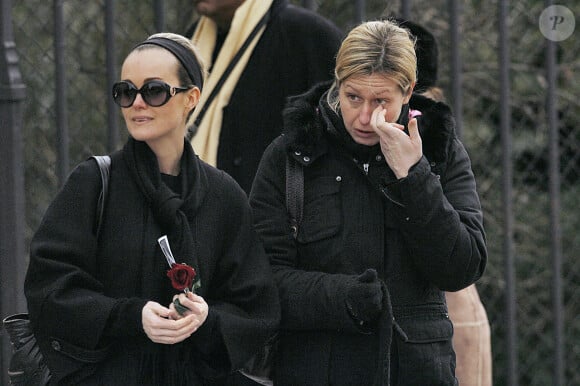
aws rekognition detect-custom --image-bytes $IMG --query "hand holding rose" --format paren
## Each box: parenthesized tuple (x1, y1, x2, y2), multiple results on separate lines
(147, 236, 206, 343)
(168, 291, 209, 327)
(141, 301, 199, 344)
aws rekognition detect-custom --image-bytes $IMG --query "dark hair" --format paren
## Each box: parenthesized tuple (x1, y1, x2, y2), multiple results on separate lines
(394, 19, 438, 92)
(133, 33, 206, 90)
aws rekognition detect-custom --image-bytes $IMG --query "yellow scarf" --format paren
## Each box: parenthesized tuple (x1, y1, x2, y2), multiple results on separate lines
(188, 0, 273, 166)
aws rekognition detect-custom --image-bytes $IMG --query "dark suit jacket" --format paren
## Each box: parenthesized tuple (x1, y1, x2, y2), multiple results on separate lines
(186, 0, 343, 193)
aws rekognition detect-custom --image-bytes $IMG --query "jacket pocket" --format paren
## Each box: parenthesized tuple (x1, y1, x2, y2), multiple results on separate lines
(48, 336, 109, 363)
(393, 315, 457, 385)
(297, 177, 342, 243)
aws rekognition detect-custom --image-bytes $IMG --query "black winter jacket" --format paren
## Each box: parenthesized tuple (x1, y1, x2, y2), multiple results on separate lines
(249, 83, 487, 385)
(186, 0, 343, 194)
(25, 140, 280, 385)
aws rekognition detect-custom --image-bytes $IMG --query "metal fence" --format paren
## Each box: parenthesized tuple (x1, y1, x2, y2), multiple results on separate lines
(1, 0, 578, 385)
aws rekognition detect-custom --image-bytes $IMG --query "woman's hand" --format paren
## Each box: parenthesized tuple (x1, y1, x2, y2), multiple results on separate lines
(141, 301, 198, 344)
(168, 292, 208, 329)
(371, 106, 422, 179)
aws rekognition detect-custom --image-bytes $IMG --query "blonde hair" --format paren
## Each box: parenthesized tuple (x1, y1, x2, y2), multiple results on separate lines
(420, 86, 445, 102)
(328, 20, 417, 111)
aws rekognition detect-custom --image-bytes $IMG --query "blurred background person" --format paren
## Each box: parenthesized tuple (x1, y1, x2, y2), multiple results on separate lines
(185, 0, 343, 194)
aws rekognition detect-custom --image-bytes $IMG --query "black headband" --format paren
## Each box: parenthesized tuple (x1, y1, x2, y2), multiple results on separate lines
(135, 37, 203, 91)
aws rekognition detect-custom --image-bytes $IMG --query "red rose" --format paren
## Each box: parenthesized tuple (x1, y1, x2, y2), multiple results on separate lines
(167, 263, 196, 292)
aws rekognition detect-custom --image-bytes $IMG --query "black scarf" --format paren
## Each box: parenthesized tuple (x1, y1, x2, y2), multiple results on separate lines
(122, 137, 201, 287)
(121, 137, 204, 385)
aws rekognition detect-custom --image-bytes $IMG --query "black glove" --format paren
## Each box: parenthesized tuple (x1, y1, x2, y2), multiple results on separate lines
(345, 269, 383, 324)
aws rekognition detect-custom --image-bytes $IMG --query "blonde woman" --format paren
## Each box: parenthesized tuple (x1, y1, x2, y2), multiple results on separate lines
(250, 20, 487, 385)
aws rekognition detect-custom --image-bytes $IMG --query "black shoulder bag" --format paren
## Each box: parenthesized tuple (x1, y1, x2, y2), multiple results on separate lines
(240, 155, 303, 386)
(2, 155, 111, 386)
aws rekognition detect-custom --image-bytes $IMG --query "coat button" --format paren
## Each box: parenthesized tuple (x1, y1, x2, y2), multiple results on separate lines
(430, 161, 436, 167)
(336, 176, 342, 182)
(375, 154, 383, 161)
(303, 156, 310, 163)
(233, 157, 242, 166)
(294, 150, 302, 156)
(51, 340, 62, 351)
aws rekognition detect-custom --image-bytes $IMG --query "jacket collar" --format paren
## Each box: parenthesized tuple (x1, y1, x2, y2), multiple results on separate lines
(281, 81, 456, 164)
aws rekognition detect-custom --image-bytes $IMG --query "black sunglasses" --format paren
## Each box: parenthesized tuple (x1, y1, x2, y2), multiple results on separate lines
(112, 80, 192, 108)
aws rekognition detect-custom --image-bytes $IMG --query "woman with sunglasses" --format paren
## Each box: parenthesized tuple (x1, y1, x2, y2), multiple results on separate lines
(24, 32, 280, 385)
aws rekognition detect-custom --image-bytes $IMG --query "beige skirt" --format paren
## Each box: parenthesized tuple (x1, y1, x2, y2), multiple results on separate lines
(446, 284, 493, 386)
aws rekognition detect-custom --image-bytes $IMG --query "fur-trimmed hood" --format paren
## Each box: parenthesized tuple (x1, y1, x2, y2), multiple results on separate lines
(281, 81, 457, 165)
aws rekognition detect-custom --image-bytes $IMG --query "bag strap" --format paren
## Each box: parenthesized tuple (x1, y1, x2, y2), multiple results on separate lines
(285, 155, 304, 239)
(187, 9, 271, 139)
(91, 155, 111, 238)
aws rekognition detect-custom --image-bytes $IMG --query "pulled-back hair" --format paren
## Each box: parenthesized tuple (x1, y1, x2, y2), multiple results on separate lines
(133, 32, 206, 89)
(328, 20, 417, 111)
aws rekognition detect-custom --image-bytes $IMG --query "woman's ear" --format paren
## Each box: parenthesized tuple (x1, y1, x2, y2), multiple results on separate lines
(185, 87, 201, 112)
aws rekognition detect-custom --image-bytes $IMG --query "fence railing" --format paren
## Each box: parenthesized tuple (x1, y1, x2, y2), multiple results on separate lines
(1, 1, 577, 385)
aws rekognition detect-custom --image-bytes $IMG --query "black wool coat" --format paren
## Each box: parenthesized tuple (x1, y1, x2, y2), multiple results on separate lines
(186, 0, 343, 194)
(25, 140, 280, 385)
(249, 83, 487, 385)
